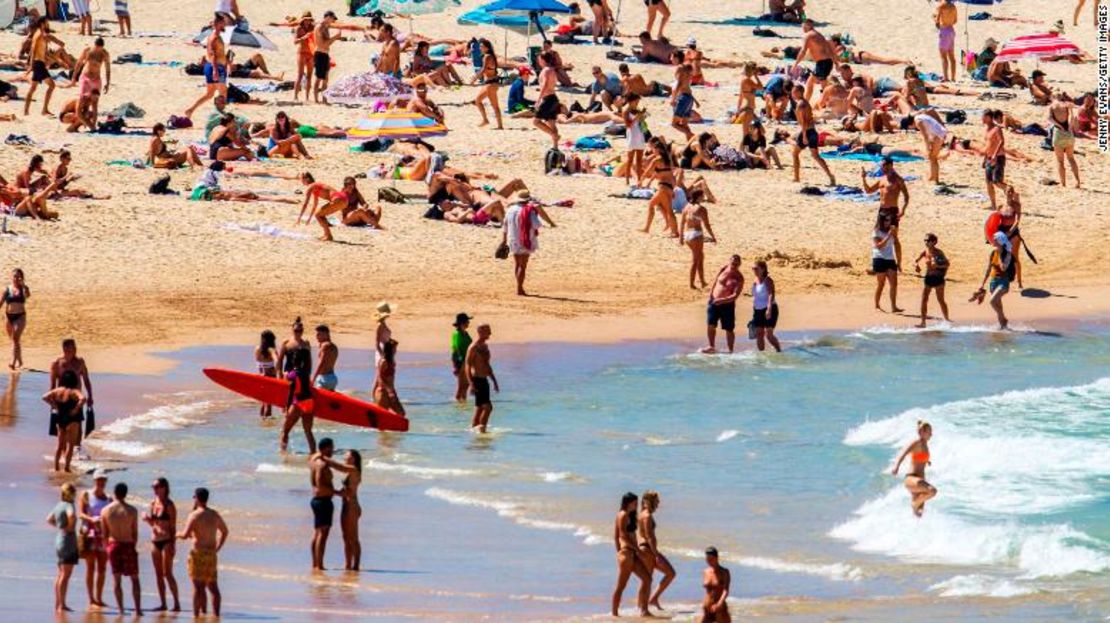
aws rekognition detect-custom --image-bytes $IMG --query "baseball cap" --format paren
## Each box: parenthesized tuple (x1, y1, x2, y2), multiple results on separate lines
(453, 312, 473, 327)
(686, 37, 697, 47)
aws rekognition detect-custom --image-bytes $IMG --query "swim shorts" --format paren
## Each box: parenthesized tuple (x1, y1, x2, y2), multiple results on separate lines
(1051, 127, 1075, 150)
(673, 93, 695, 119)
(924, 273, 946, 288)
(989, 276, 1010, 293)
(203, 62, 227, 85)
(536, 94, 560, 120)
(984, 155, 1006, 184)
(314, 373, 338, 391)
(107, 540, 139, 577)
(751, 304, 779, 329)
(706, 302, 736, 332)
(187, 548, 218, 583)
(938, 26, 956, 52)
(813, 59, 834, 80)
(56, 532, 79, 566)
(31, 61, 50, 83)
(79, 74, 102, 97)
(472, 376, 492, 407)
(878, 206, 900, 228)
(313, 52, 331, 80)
(795, 127, 820, 149)
(310, 496, 334, 528)
(872, 258, 898, 274)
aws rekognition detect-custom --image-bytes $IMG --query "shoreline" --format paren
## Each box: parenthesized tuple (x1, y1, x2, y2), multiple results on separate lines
(20, 283, 1110, 376)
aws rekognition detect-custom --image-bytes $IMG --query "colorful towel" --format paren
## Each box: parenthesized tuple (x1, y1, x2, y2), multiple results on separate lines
(821, 151, 923, 163)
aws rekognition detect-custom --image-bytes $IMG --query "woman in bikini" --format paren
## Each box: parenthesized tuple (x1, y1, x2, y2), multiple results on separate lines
(892, 420, 937, 517)
(42, 369, 84, 472)
(1048, 92, 1081, 188)
(293, 13, 315, 101)
(297, 173, 351, 241)
(734, 62, 762, 138)
(698, 547, 731, 623)
(373, 339, 406, 416)
(473, 39, 503, 130)
(2, 268, 30, 370)
(255, 330, 279, 418)
(641, 137, 679, 237)
(148, 123, 203, 169)
(611, 492, 652, 618)
(268, 111, 311, 159)
(830, 35, 912, 66)
(208, 115, 255, 162)
(638, 491, 676, 610)
(679, 190, 715, 290)
(407, 41, 463, 87)
(339, 184, 383, 228)
(142, 477, 180, 612)
(998, 187, 1025, 289)
(340, 450, 363, 570)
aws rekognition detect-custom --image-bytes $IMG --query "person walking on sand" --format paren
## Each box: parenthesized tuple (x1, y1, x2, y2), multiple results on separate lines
(791, 19, 835, 102)
(982, 110, 1009, 210)
(751, 260, 782, 352)
(311, 325, 339, 392)
(101, 482, 141, 616)
(612, 492, 652, 618)
(184, 15, 230, 119)
(861, 157, 909, 268)
(534, 52, 562, 147)
(2, 268, 29, 370)
(971, 231, 1015, 330)
(872, 215, 902, 313)
(622, 93, 647, 186)
(697, 547, 731, 623)
(464, 324, 499, 433)
(1048, 92, 1082, 188)
(935, 0, 958, 82)
(79, 471, 111, 609)
(702, 255, 743, 354)
(46, 483, 79, 613)
(638, 491, 676, 610)
(1074, 0, 1100, 26)
(645, 0, 671, 39)
(670, 54, 697, 141)
(313, 11, 343, 104)
(24, 17, 63, 117)
(892, 421, 937, 517)
(114, 0, 131, 36)
(309, 438, 344, 570)
(473, 39, 504, 130)
(913, 233, 950, 328)
(679, 189, 716, 290)
(374, 339, 406, 416)
(791, 84, 836, 185)
(177, 487, 229, 618)
(43, 370, 85, 473)
(451, 313, 474, 402)
(72, 0, 93, 36)
(142, 477, 180, 613)
(504, 201, 555, 296)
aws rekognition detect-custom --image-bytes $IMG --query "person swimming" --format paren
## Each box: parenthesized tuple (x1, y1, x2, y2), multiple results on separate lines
(891, 420, 937, 517)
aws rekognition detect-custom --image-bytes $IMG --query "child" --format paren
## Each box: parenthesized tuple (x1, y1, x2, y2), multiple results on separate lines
(622, 93, 647, 186)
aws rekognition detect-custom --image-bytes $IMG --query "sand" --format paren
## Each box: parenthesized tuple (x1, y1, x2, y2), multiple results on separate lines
(0, 0, 1107, 374)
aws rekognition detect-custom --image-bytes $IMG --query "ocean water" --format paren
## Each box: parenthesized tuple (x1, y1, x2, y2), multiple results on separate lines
(0, 323, 1107, 621)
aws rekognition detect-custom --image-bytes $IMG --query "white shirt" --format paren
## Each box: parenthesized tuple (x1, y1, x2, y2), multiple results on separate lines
(915, 113, 947, 142)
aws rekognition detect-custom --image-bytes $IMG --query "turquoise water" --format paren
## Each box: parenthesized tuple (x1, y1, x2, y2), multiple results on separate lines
(0, 323, 1107, 620)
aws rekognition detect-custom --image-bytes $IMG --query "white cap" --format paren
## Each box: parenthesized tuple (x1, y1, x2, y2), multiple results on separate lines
(686, 37, 697, 47)
(92, 468, 108, 480)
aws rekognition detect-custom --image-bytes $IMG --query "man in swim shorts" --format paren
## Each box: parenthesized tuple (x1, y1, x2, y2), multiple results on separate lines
(670, 53, 697, 140)
(791, 83, 836, 185)
(313, 11, 343, 104)
(703, 254, 743, 354)
(184, 14, 229, 119)
(792, 19, 835, 101)
(533, 53, 562, 148)
(861, 156, 909, 268)
(24, 17, 61, 117)
(101, 482, 142, 616)
(312, 324, 338, 391)
(935, 0, 958, 82)
(178, 487, 228, 618)
(309, 438, 342, 569)
(464, 324, 499, 433)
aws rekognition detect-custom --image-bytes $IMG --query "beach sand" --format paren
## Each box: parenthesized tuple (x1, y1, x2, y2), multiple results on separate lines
(0, 0, 1107, 373)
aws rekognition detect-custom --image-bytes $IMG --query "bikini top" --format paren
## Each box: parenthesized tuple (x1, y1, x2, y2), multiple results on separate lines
(151, 500, 172, 522)
(5, 286, 25, 304)
(912, 450, 930, 464)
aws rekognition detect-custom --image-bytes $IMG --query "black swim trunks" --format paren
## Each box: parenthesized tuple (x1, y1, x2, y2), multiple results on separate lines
(706, 302, 736, 332)
(472, 376, 492, 407)
(984, 154, 1006, 184)
(924, 273, 946, 288)
(751, 304, 779, 329)
(313, 51, 331, 80)
(536, 94, 560, 120)
(643, 0, 663, 5)
(31, 60, 50, 83)
(814, 59, 834, 80)
(310, 496, 334, 528)
(878, 206, 900, 228)
(796, 127, 820, 149)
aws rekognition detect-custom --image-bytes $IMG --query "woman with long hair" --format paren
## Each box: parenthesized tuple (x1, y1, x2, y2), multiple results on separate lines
(43, 370, 85, 473)
(473, 39, 503, 129)
(142, 477, 180, 612)
(612, 492, 652, 617)
(679, 189, 715, 289)
(2, 268, 30, 370)
(641, 137, 679, 237)
(268, 111, 311, 159)
(255, 330, 279, 418)
(373, 339, 406, 416)
(892, 420, 937, 517)
(638, 491, 676, 610)
(340, 449, 363, 570)
(46, 483, 79, 612)
(148, 123, 203, 169)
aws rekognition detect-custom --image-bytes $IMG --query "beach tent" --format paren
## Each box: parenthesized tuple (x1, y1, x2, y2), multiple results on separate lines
(995, 32, 1081, 62)
(193, 24, 278, 51)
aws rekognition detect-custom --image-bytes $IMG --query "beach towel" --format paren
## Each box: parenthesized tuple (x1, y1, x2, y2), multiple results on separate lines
(222, 222, 310, 240)
(969, 11, 991, 20)
(136, 61, 183, 68)
(685, 17, 804, 27)
(821, 151, 923, 163)
(800, 185, 878, 203)
(574, 135, 611, 151)
(519, 203, 537, 251)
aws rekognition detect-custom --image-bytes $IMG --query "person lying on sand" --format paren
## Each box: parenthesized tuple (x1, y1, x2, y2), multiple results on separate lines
(840, 109, 897, 133)
(365, 16, 466, 54)
(828, 35, 913, 66)
(943, 136, 1030, 162)
(226, 52, 284, 81)
(191, 162, 298, 203)
(636, 32, 678, 64)
(442, 201, 506, 225)
(618, 63, 671, 101)
(426, 173, 528, 211)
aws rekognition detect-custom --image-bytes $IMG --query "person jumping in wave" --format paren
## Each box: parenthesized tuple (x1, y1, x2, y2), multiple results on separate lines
(891, 420, 936, 517)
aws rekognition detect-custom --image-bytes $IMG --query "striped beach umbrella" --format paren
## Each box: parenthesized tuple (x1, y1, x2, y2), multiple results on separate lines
(995, 32, 1082, 63)
(346, 110, 448, 141)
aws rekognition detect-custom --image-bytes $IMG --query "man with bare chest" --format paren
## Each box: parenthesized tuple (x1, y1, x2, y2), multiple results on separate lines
(703, 254, 744, 354)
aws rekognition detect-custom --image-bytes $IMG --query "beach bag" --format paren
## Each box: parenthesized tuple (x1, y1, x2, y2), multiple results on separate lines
(48, 410, 59, 437)
(945, 110, 967, 125)
(227, 84, 250, 104)
(85, 407, 96, 436)
(423, 205, 444, 220)
(115, 52, 142, 64)
(605, 51, 626, 61)
(603, 123, 626, 137)
(96, 117, 126, 134)
(184, 62, 204, 76)
(544, 148, 567, 174)
(168, 114, 192, 129)
(149, 175, 172, 195)
(494, 242, 510, 260)
(574, 135, 610, 151)
(378, 187, 406, 204)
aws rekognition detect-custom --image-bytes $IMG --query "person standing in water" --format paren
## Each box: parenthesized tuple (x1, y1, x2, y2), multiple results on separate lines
(703, 255, 743, 354)
(79, 470, 111, 608)
(611, 492, 652, 618)
(373, 339, 406, 416)
(463, 324, 499, 433)
(311, 325, 339, 391)
(751, 260, 782, 352)
(934, 0, 958, 83)
(972, 231, 1014, 330)
(374, 302, 394, 367)
(309, 438, 344, 570)
(46, 483, 79, 613)
(278, 317, 316, 453)
(50, 339, 94, 418)
(177, 487, 229, 618)
(333, 450, 362, 570)
(2, 268, 30, 370)
(142, 477, 180, 613)
(43, 371, 85, 473)
(698, 547, 731, 623)
(101, 482, 141, 616)
(891, 420, 937, 517)
(450, 313, 473, 402)
(255, 330, 279, 418)
(638, 491, 676, 610)
(913, 233, 950, 327)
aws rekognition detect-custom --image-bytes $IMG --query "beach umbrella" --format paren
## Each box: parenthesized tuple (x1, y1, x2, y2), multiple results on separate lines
(346, 110, 448, 141)
(459, 6, 557, 59)
(193, 25, 278, 51)
(995, 32, 1082, 62)
(954, 0, 1002, 57)
(324, 71, 414, 105)
(356, 0, 460, 32)
(486, 0, 572, 49)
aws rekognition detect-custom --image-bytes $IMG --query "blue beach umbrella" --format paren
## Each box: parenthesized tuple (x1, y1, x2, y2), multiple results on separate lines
(459, 4, 558, 58)
(357, 0, 459, 16)
(482, 0, 572, 50)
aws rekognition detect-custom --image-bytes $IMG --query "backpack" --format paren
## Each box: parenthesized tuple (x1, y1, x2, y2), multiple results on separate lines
(423, 205, 444, 220)
(96, 117, 126, 134)
(378, 187, 406, 203)
(148, 175, 173, 195)
(184, 62, 204, 76)
(544, 148, 567, 173)
(226, 83, 250, 104)
(168, 114, 193, 129)
(944, 110, 967, 125)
